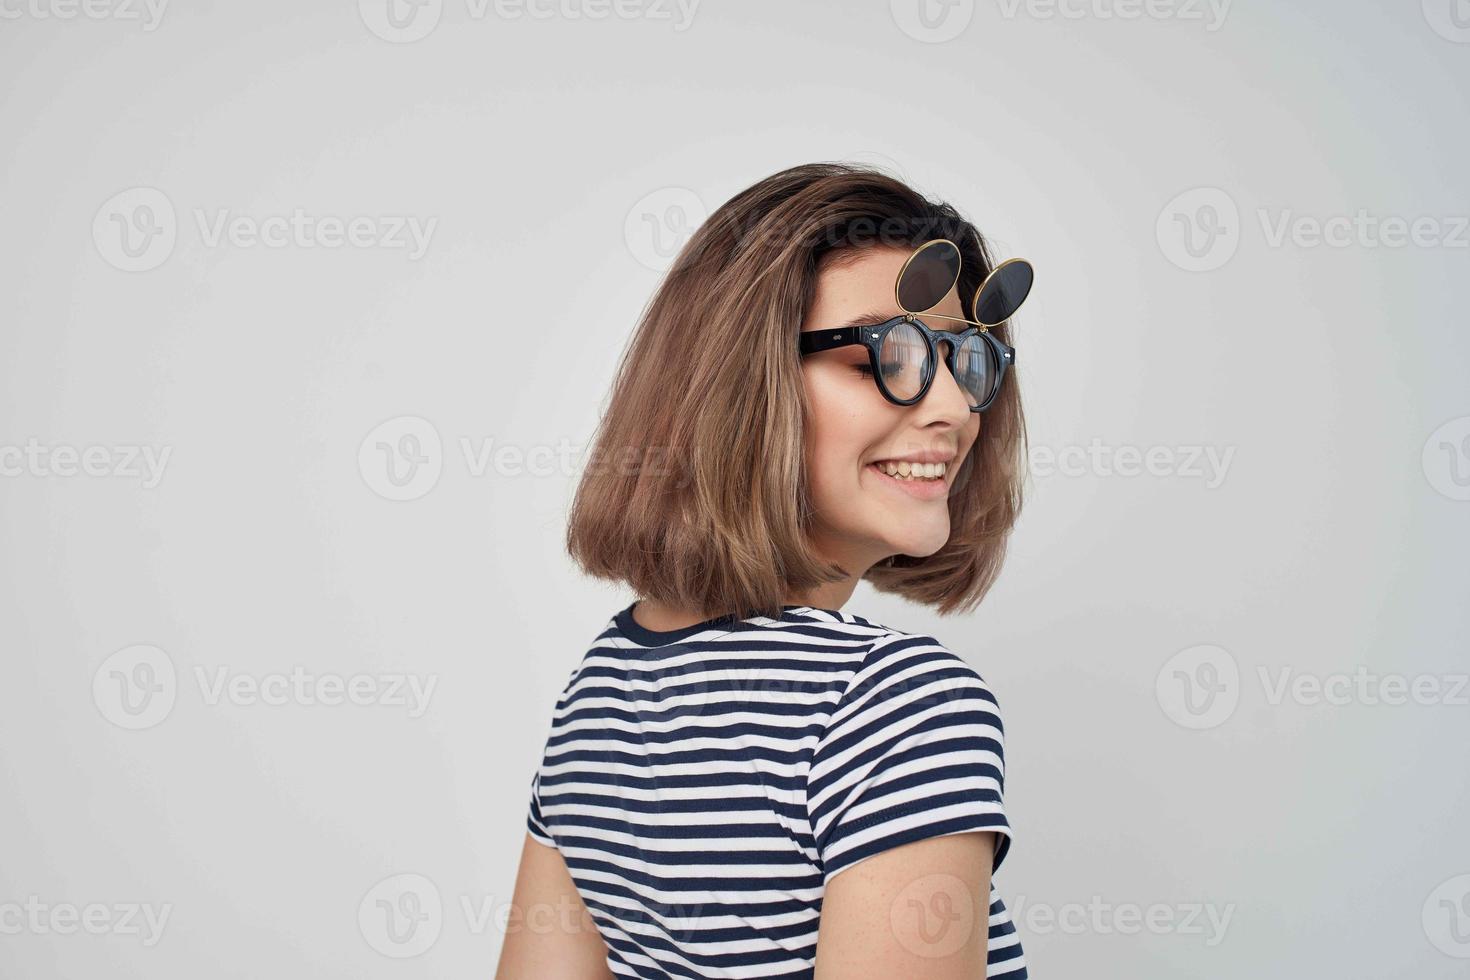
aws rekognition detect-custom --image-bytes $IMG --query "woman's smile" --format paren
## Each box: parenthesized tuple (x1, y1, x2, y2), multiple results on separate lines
(863, 457, 955, 501)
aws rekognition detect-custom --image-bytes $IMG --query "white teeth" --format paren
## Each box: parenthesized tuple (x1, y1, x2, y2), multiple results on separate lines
(873, 460, 946, 480)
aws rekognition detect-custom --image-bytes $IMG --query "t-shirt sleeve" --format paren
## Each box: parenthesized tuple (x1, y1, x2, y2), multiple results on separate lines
(806, 633, 1011, 886)
(526, 768, 555, 847)
(524, 662, 583, 849)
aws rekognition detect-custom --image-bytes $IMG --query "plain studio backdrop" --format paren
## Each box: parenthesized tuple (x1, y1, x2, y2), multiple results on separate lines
(2, 1, 1467, 976)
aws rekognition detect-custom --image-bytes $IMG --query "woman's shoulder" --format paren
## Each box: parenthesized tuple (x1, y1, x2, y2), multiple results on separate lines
(830, 621, 1004, 719)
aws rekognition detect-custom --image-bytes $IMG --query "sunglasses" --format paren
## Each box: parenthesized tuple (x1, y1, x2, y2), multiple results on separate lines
(797, 239, 1035, 412)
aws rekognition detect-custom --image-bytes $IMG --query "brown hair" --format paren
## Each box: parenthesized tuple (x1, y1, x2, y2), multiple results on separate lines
(566, 162, 1027, 620)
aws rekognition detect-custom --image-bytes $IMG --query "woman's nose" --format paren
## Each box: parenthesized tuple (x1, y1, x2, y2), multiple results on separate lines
(923, 341, 973, 418)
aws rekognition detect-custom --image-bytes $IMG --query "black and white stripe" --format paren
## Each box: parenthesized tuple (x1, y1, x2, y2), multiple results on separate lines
(526, 603, 1027, 979)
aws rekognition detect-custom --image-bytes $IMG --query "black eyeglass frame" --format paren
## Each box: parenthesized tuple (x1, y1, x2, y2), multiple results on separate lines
(796, 239, 1032, 413)
(798, 317, 1016, 413)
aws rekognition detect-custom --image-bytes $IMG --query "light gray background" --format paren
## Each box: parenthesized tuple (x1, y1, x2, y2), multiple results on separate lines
(2, 0, 1468, 976)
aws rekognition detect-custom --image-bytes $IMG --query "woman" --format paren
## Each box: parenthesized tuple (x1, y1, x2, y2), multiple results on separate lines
(496, 162, 1034, 979)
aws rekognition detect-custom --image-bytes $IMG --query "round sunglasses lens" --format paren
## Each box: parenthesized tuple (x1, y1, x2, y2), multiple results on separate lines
(877, 320, 931, 400)
(954, 335, 997, 408)
(897, 240, 962, 313)
(973, 260, 1035, 325)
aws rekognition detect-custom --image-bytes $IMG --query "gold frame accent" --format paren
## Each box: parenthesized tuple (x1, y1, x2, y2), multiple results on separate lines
(895, 240, 1034, 334)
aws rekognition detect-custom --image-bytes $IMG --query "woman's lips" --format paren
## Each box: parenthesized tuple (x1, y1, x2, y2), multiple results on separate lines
(865, 462, 950, 501)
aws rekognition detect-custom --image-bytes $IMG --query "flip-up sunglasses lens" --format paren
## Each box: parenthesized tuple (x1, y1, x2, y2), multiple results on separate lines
(896, 239, 962, 313)
(972, 258, 1035, 326)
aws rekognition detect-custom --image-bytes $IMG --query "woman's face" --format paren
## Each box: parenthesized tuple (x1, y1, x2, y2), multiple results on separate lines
(799, 246, 983, 575)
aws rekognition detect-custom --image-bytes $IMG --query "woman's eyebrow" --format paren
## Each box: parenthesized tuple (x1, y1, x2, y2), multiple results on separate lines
(830, 310, 900, 331)
(831, 309, 965, 332)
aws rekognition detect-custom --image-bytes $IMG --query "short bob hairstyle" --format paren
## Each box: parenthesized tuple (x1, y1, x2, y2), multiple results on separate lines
(566, 162, 1027, 621)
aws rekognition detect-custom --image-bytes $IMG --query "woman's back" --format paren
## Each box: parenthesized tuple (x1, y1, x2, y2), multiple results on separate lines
(526, 602, 1028, 979)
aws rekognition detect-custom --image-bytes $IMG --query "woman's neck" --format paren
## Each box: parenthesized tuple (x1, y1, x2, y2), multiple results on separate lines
(630, 578, 862, 634)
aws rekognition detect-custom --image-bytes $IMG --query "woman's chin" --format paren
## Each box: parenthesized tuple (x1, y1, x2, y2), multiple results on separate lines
(881, 530, 950, 561)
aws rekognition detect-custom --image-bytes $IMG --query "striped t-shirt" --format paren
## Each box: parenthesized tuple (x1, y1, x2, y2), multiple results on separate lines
(525, 602, 1027, 979)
